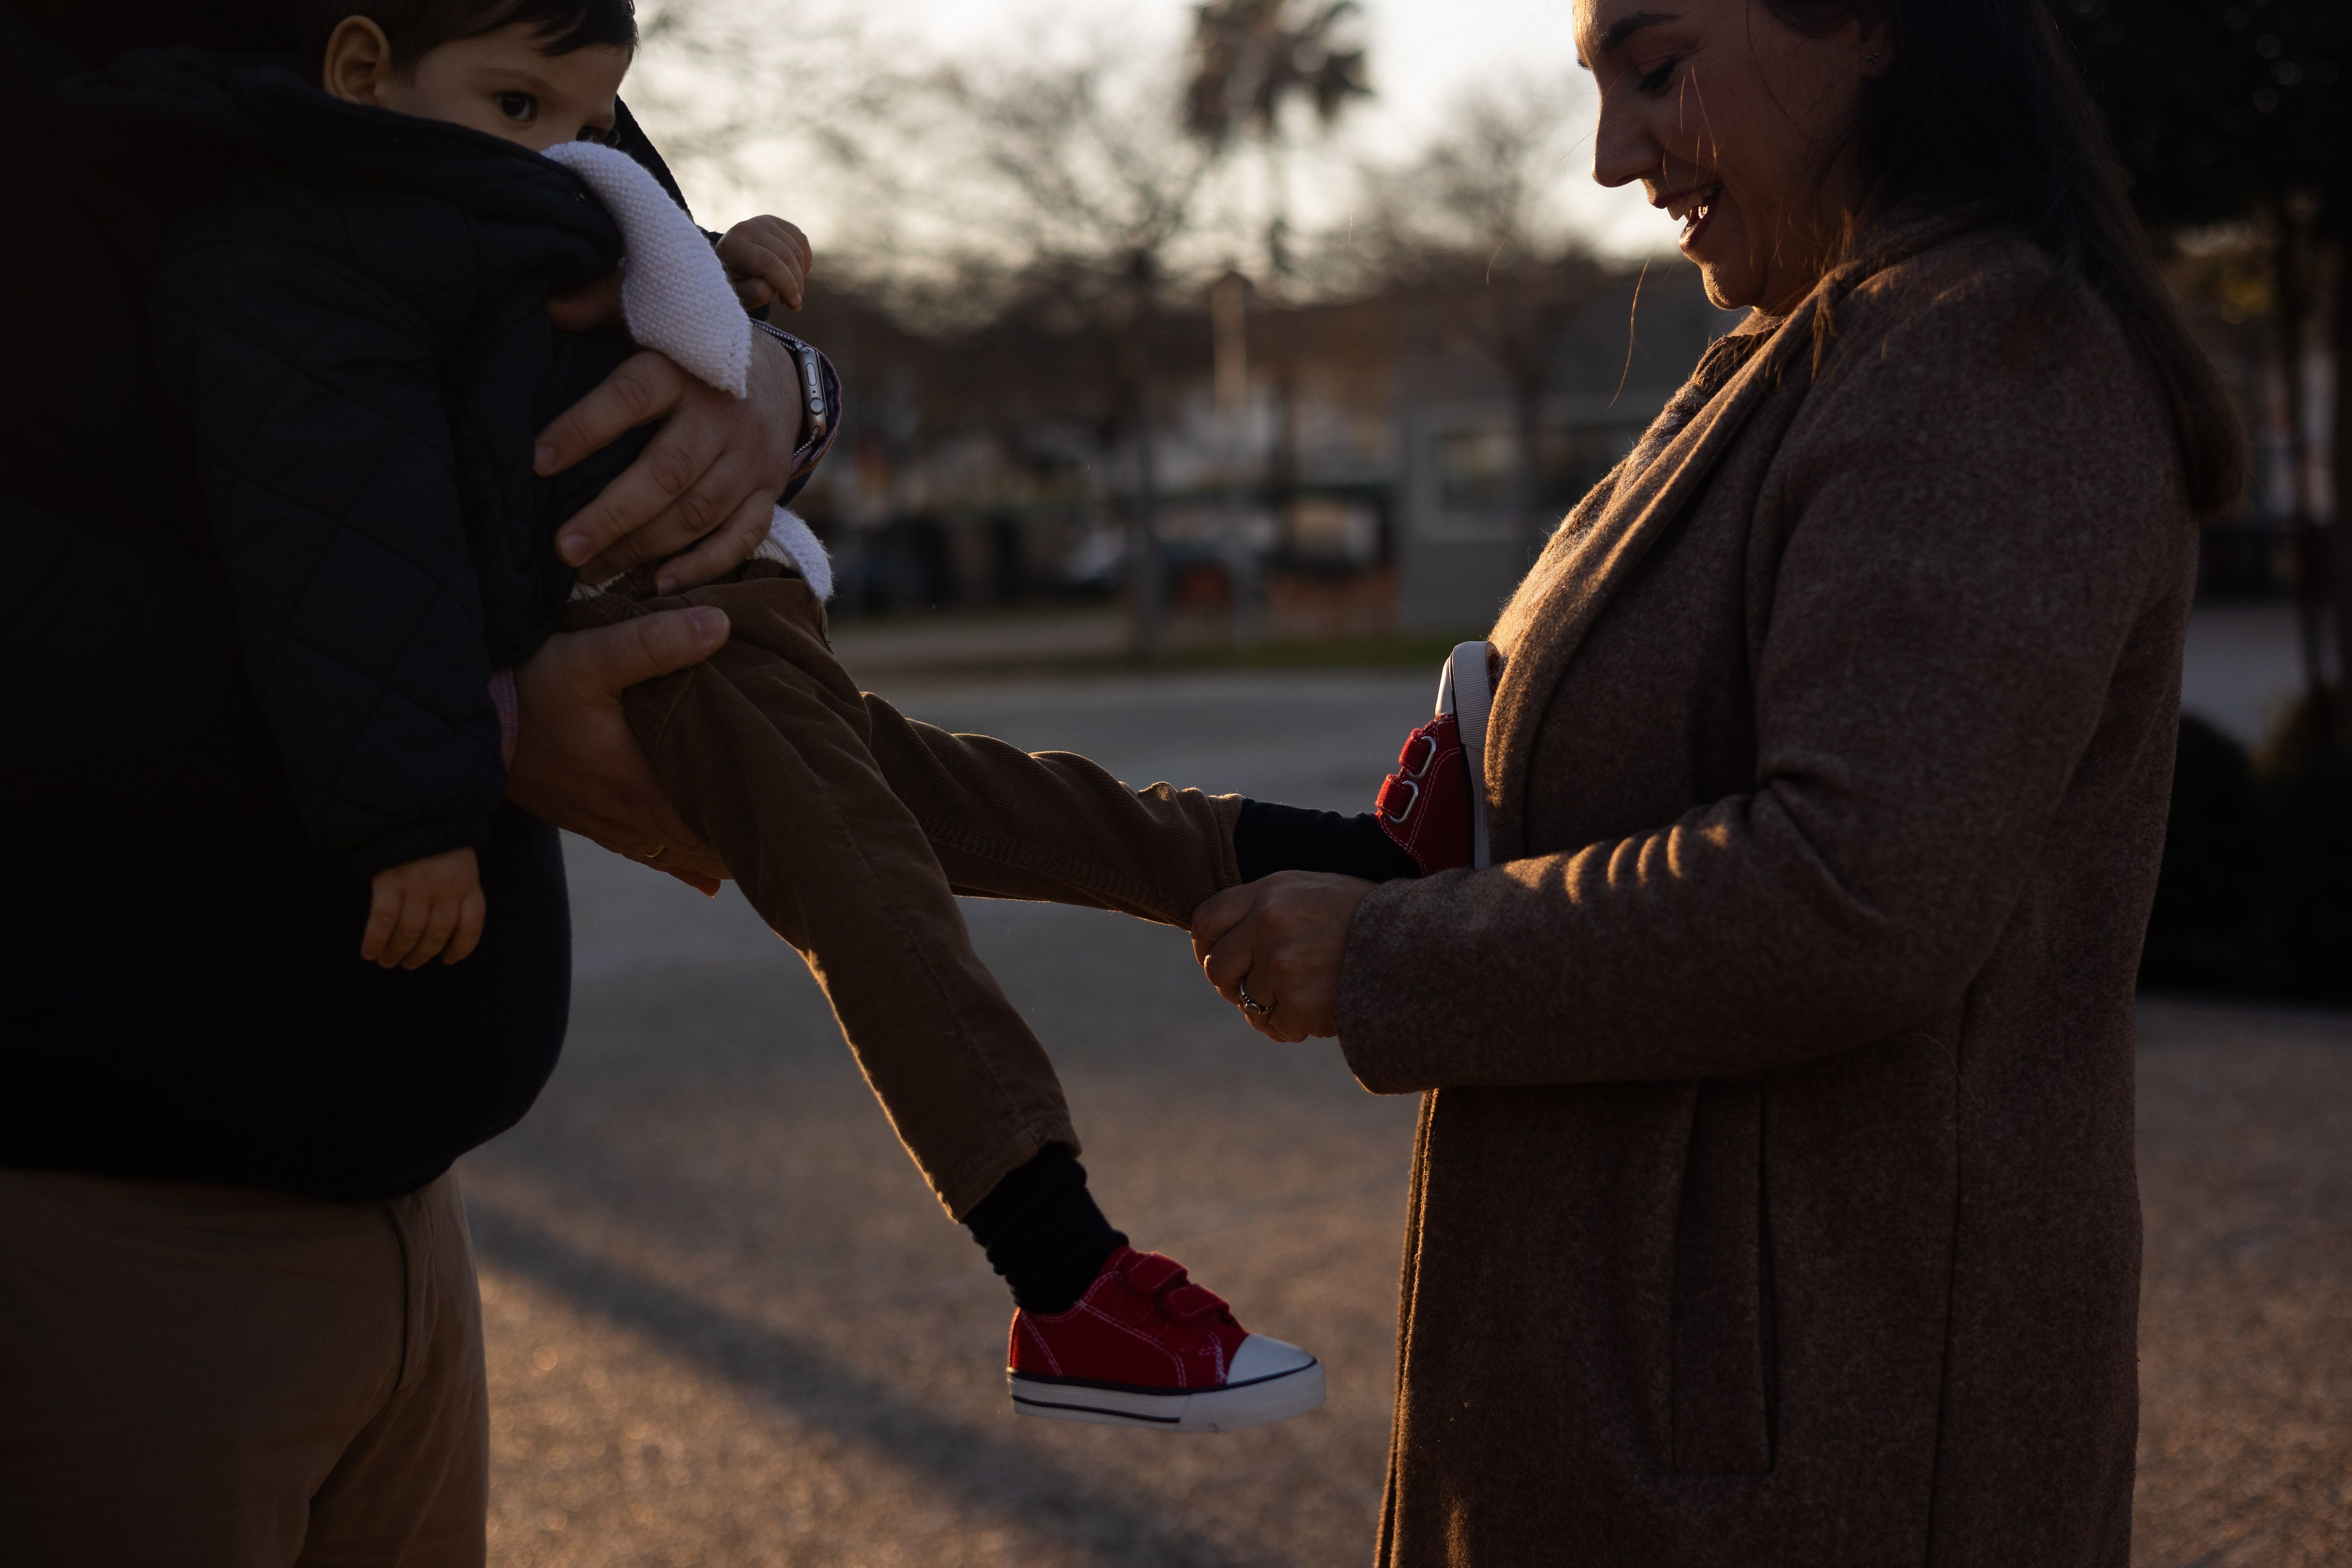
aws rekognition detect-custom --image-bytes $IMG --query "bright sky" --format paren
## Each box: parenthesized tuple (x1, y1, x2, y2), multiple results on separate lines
(640, 0, 1670, 262)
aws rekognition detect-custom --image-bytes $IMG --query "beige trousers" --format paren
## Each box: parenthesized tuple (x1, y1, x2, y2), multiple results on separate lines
(0, 1168, 487, 1568)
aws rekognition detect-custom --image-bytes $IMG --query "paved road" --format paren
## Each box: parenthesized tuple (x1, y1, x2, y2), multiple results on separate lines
(464, 669, 2351, 1568)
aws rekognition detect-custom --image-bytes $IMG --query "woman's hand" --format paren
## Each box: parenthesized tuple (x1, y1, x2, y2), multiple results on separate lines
(1190, 872, 1377, 1043)
(506, 608, 733, 894)
(533, 327, 809, 594)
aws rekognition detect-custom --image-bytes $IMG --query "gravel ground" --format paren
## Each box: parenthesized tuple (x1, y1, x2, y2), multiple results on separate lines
(2134, 1000, 2352, 1567)
(465, 668, 2352, 1567)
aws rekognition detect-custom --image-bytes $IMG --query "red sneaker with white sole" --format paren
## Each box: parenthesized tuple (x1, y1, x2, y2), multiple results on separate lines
(1375, 639, 1497, 875)
(1007, 1246, 1325, 1432)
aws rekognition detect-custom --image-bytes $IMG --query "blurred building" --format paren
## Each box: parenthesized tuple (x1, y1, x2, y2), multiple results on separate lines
(1390, 266, 1738, 631)
(785, 260, 1739, 637)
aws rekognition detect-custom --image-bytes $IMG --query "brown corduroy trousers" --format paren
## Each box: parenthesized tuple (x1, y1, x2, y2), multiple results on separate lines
(559, 564, 1243, 1218)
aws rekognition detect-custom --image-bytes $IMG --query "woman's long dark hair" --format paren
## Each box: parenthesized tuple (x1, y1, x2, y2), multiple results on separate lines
(1765, 0, 2247, 519)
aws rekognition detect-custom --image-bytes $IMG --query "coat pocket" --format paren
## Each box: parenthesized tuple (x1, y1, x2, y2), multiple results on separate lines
(1669, 1078, 1775, 1474)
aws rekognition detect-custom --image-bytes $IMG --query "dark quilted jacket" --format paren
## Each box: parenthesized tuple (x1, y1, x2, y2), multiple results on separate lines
(72, 48, 642, 877)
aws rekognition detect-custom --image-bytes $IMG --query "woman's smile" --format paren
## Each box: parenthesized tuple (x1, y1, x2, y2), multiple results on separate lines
(1579, 0, 1887, 313)
(1661, 180, 1721, 255)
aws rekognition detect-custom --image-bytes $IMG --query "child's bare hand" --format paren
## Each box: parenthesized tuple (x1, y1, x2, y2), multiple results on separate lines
(716, 215, 811, 312)
(361, 847, 486, 969)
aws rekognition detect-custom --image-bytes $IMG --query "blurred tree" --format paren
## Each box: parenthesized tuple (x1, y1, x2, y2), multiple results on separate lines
(2060, 0, 2348, 731)
(1184, 2, 1373, 527)
(926, 54, 1220, 659)
(1184, 0, 1371, 286)
(1362, 81, 1614, 562)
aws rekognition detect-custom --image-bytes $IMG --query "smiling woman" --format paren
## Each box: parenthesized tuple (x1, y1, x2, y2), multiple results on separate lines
(1584, 1, 1888, 312)
(1579, 0, 2241, 507)
(1158, 0, 2248, 1563)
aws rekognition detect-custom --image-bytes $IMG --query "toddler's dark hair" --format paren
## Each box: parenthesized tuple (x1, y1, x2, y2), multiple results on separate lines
(300, 0, 637, 82)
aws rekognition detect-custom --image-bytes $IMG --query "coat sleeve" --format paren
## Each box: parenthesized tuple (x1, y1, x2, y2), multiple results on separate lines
(1335, 265, 2188, 1091)
(154, 218, 503, 878)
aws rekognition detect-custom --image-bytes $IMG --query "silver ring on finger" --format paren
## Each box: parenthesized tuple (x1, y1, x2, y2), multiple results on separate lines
(1236, 982, 1273, 1018)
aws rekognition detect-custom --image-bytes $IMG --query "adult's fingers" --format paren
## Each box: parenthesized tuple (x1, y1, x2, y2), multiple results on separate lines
(536, 348, 687, 485)
(565, 605, 732, 693)
(1204, 926, 1309, 1042)
(1199, 921, 1259, 1006)
(572, 440, 764, 583)
(1190, 881, 1258, 963)
(554, 395, 731, 572)
(649, 487, 778, 594)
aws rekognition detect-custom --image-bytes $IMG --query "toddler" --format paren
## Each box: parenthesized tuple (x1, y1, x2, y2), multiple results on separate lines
(104, 0, 1323, 1431)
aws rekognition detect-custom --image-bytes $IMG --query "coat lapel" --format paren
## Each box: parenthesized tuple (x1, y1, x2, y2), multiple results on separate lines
(1482, 304, 1814, 864)
(1477, 203, 1997, 864)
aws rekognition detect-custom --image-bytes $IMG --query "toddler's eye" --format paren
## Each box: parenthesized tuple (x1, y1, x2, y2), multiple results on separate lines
(1635, 57, 1679, 95)
(495, 91, 537, 123)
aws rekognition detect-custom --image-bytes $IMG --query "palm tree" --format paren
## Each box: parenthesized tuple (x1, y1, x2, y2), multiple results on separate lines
(1184, 2, 1372, 533)
(1185, 0, 1372, 288)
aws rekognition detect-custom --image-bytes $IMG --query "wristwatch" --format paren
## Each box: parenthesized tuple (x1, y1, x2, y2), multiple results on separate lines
(752, 320, 828, 444)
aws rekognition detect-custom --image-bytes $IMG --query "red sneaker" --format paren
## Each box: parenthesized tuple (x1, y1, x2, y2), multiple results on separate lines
(1375, 639, 1496, 875)
(1007, 1246, 1325, 1432)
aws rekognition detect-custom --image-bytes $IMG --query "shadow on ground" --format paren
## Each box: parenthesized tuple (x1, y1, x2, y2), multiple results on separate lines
(463, 671, 2352, 1567)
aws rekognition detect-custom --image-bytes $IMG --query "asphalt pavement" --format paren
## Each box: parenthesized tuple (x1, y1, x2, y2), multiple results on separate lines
(464, 664, 2351, 1568)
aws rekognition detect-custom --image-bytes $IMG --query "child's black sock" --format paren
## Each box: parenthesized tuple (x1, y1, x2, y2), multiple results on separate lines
(962, 1143, 1126, 1315)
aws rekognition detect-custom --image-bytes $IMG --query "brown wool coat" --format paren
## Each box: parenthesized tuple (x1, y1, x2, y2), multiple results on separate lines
(1336, 216, 2198, 1566)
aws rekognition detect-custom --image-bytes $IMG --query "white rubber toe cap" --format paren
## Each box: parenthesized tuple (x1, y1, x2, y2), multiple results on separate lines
(1228, 1333, 1316, 1384)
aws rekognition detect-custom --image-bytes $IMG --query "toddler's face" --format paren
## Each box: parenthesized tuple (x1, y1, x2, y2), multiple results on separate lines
(326, 20, 632, 151)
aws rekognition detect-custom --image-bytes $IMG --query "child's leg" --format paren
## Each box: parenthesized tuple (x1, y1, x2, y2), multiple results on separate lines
(859, 696, 1245, 929)
(561, 572, 1077, 1223)
(562, 571, 1326, 1430)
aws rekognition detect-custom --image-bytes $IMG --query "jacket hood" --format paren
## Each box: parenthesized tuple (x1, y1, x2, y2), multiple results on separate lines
(59, 45, 619, 248)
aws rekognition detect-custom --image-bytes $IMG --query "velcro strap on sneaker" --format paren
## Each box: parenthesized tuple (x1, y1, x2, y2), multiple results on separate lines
(1162, 1282, 1231, 1321)
(1376, 712, 1473, 875)
(1120, 1251, 1188, 1293)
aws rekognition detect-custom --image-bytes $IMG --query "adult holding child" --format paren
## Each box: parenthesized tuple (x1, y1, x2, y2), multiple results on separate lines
(0, 0, 812, 1560)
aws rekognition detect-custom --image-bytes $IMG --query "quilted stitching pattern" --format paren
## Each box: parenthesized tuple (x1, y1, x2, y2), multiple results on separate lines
(127, 53, 629, 876)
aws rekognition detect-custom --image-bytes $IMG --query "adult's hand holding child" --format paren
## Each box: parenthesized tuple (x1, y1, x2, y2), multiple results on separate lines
(507, 608, 733, 893)
(1191, 872, 1377, 1043)
(536, 301, 810, 592)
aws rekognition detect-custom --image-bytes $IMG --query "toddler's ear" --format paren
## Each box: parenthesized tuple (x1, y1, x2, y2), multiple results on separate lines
(320, 16, 398, 107)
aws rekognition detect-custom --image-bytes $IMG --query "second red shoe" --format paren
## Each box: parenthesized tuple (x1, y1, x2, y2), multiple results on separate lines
(1007, 1246, 1325, 1432)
